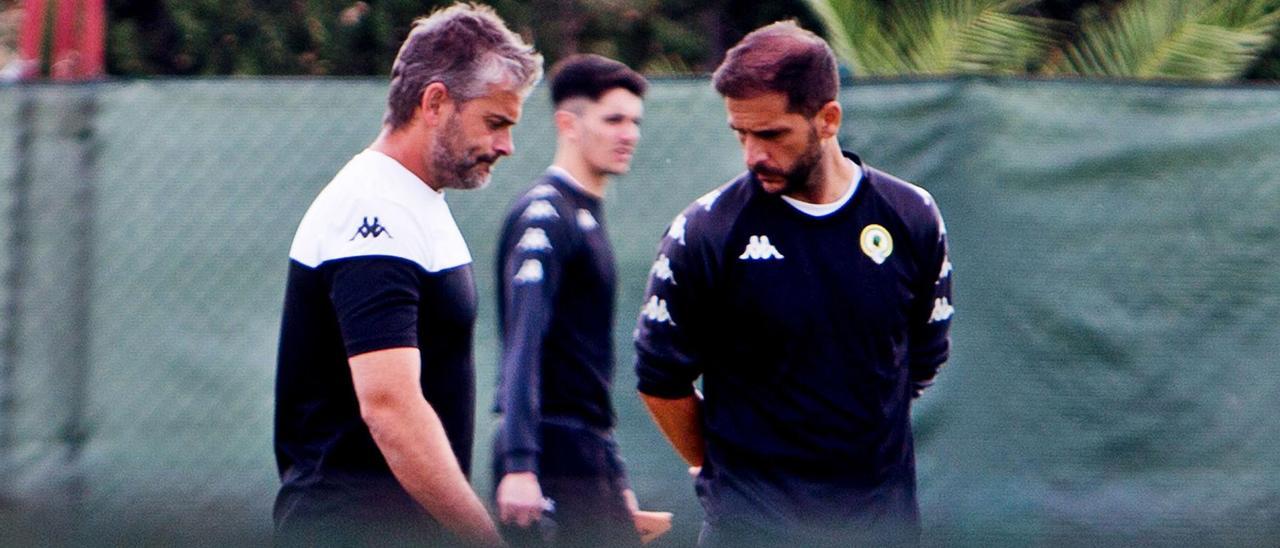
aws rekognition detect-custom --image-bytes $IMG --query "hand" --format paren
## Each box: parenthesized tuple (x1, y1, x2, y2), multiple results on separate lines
(496, 472, 545, 528)
(632, 510, 673, 544)
(624, 489, 673, 544)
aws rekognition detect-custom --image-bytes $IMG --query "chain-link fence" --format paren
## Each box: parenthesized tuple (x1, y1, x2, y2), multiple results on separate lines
(2, 77, 1279, 546)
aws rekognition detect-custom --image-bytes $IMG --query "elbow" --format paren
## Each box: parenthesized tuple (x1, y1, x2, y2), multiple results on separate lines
(357, 390, 407, 437)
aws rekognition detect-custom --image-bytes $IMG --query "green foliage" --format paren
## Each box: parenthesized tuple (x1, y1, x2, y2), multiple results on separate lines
(1049, 0, 1280, 80)
(105, 0, 451, 75)
(806, 0, 1065, 76)
(809, 0, 1280, 81)
(105, 0, 818, 76)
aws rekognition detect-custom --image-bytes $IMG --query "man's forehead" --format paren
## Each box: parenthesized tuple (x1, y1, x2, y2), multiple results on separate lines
(725, 93, 802, 128)
(559, 88, 643, 115)
(463, 88, 523, 117)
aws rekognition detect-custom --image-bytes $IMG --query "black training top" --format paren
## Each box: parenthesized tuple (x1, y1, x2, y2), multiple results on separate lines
(493, 168, 617, 474)
(275, 150, 477, 518)
(634, 152, 952, 526)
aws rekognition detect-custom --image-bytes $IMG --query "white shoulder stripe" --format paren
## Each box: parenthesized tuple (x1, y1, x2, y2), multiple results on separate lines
(289, 152, 471, 272)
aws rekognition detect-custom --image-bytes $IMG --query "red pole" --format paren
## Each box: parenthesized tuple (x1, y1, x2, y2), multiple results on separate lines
(51, 0, 80, 80)
(78, 0, 106, 79)
(17, 0, 48, 80)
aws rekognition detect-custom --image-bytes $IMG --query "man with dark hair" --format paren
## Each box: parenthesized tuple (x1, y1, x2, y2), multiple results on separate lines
(491, 53, 661, 547)
(274, 4, 541, 546)
(634, 21, 953, 547)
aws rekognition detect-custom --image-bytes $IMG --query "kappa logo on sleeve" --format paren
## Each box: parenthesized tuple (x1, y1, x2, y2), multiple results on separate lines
(696, 188, 723, 212)
(349, 217, 392, 240)
(527, 184, 560, 199)
(641, 296, 676, 326)
(577, 209, 599, 230)
(516, 228, 553, 252)
(928, 297, 954, 323)
(650, 254, 676, 285)
(514, 259, 544, 284)
(522, 200, 559, 220)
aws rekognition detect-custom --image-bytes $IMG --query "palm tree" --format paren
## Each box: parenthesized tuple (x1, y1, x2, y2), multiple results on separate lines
(1047, 0, 1280, 79)
(804, 0, 1065, 76)
(807, 0, 1280, 81)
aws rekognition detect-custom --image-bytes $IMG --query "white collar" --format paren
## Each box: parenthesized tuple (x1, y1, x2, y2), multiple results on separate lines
(362, 149, 445, 199)
(780, 161, 863, 217)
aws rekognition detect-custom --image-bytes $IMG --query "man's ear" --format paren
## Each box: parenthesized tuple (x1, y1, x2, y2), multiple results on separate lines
(554, 109, 578, 141)
(418, 82, 452, 127)
(814, 100, 842, 139)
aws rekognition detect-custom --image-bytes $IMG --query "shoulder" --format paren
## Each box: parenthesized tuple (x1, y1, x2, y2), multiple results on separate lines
(289, 154, 471, 272)
(859, 166, 947, 264)
(862, 166, 945, 231)
(661, 173, 754, 251)
(505, 175, 580, 227)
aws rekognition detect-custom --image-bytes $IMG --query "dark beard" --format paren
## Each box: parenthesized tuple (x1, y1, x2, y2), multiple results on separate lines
(433, 116, 497, 190)
(751, 126, 822, 195)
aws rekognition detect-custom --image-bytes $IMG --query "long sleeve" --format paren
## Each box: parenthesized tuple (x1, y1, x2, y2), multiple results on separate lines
(497, 198, 573, 473)
(635, 206, 713, 399)
(908, 202, 953, 397)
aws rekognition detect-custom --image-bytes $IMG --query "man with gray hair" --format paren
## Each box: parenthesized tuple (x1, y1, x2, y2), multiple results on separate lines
(274, 4, 541, 546)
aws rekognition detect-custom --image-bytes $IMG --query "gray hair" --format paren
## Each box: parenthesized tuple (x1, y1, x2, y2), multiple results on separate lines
(383, 3, 543, 129)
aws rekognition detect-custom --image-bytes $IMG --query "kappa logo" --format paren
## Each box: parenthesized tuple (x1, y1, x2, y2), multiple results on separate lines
(939, 255, 953, 279)
(349, 217, 392, 240)
(738, 235, 784, 260)
(577, 209, 599, 230)
(928, 297, 954, 323)
(696, 188, 722, 211)
(666, 214, 687, 245)
(641, 296, 676, 326)
(650, 254, 676, 285)
(514, 259, 544, 284)
(516, 227, 552, 252)
(522, 200, 559, 220)
(527, 184, 559, 199)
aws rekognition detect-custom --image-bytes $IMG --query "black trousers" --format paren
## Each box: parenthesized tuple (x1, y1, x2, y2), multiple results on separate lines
(492, 418, 641, 548)
(273, 480, 456, 548)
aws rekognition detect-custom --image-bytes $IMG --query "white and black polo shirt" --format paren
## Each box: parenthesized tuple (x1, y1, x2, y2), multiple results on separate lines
(274, 150, 477, 522)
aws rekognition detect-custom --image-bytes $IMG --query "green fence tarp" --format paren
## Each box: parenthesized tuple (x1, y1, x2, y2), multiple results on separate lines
(1, 78, 1278, 546)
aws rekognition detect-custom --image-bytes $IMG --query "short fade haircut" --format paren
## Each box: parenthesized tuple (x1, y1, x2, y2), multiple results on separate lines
(712, 21, 838, 117)
(549, 54, 648, 107)
(384, 3, 543, 129)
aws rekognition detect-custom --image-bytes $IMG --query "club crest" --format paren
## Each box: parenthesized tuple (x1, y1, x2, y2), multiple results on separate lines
(860, 224, 893, 265)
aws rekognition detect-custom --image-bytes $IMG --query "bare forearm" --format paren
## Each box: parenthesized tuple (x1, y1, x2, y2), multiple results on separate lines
(366, 399, 500, 546)
(639, 392, 704, 467)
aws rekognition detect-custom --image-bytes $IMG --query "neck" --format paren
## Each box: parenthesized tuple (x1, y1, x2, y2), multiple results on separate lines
(370, 126, 441, 191)
(552, 149, 607, 198)
(788, 140, 853, 205)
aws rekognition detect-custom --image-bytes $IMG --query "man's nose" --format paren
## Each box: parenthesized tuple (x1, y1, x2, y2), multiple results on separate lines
(743, 140, 768, 167)
(494, 129, 514, 157)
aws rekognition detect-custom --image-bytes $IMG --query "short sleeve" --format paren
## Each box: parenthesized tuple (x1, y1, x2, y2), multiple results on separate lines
(328, 257, 423, 357)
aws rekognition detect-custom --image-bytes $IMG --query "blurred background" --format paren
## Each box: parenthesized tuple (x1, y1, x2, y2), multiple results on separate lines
(2, 1, 1280, 546)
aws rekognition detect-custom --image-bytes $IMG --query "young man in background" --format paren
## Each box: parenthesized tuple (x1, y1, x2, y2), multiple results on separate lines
(492, 54, 664, 547)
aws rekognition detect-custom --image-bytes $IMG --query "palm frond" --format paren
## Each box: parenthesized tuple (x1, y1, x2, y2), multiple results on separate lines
(805, 0, 908, 76)
(806, 0, 1063, 76)
(1049, 0, 1280, 80)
